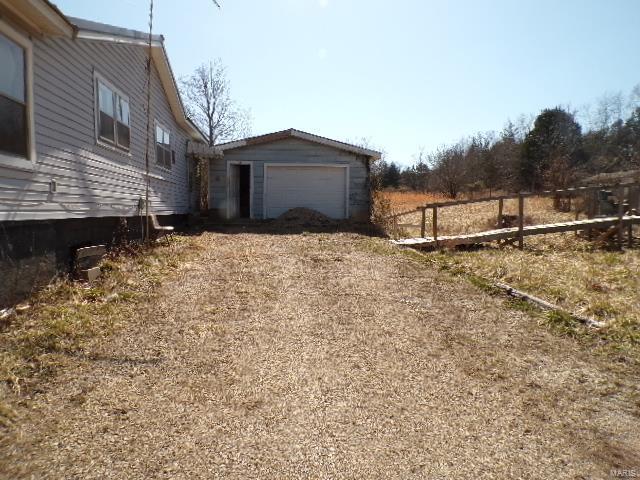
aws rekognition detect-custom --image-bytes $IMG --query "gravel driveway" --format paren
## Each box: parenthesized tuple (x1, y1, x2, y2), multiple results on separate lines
(2, 231, 639, 479)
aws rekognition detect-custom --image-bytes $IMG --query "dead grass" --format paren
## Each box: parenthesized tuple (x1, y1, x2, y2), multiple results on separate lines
(385, 190, 576, 237)
(0, 236, 203, 430)
(380, 190, 449, 212)
(435, 236, 640, 352)
(2, 231, 639, 478)
(386, 190, 640, 356)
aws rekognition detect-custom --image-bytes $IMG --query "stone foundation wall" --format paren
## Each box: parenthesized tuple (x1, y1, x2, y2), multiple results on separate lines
(0, 214, 185, 307)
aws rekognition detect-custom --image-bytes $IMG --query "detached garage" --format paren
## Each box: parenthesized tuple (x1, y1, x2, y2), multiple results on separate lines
(207, 129, 381, 221)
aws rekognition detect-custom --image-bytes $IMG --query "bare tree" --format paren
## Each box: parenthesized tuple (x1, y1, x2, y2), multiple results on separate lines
(180, 60, 251, 146)
(593, 91, 624, 131)
(180, 60, 250, 212)
(627, 83, 640, 117)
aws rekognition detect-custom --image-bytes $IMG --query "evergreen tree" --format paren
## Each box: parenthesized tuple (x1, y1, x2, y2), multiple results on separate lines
(520, 108, 585, 190)
(383, 162, 402, 188)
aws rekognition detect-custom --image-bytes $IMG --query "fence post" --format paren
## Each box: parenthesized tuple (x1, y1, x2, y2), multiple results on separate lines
(497, 197, 504, 228)
(432, 206, 438, 246)
(629, 185, 635, 248)
(573, 193, 586, 237)
(586, 189, 596, 240)
(618, 186, 625, 250)
(518, 193, 524, 249)
(420, 207, 426, 238)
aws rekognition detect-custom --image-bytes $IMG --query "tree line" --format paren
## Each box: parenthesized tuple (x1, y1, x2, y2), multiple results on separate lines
(375, 85, 640, 197)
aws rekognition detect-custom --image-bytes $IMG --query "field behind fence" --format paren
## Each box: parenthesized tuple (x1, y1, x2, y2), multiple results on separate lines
(382, 191, 577, 238)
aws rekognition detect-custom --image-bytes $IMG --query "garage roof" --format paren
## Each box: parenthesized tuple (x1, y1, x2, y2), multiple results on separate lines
(216, 129, 382, 160)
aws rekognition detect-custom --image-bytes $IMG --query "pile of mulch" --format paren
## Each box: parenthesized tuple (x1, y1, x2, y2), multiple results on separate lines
(271, 208, 337, 228)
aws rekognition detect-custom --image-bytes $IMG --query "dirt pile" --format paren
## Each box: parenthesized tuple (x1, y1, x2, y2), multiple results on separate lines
(272, 208, 336, 227)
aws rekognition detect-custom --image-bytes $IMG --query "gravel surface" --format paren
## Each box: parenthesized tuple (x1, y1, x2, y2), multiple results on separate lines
(2, 232, 639, 479)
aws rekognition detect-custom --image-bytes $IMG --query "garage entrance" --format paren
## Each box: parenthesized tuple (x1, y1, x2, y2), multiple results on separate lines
(264, 165, 348, 219)
(209, 129, 381, 221)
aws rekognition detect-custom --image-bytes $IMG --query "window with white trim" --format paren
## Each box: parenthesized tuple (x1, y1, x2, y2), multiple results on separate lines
(95, 74, 130, 151)
(155, 122, 173, 170)
(0, 22, 34, 168)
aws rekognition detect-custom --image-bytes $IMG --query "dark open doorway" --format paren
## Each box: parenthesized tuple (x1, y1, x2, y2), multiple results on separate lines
(228, 163, 252, 219)
(237, 164, 251, 218)
(227, 163, 251, 218)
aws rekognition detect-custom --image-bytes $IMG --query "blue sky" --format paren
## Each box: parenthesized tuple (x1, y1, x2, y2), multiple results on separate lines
(56, 0, 640, 165)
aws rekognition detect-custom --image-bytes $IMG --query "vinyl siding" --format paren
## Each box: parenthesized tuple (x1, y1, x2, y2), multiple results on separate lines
(209, 138, 371, 220)
(0, 29, 192, 221)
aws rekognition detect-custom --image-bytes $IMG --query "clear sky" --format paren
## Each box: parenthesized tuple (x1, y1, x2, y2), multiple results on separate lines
(55, 0, 640, 165)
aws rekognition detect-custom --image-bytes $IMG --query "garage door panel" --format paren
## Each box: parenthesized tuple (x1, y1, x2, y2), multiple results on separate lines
(265, 166, 347, 219)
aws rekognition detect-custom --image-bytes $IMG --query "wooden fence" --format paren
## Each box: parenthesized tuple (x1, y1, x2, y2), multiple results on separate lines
(387, 182, 640, 250)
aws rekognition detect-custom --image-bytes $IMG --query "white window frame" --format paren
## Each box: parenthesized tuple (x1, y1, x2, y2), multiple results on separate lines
(154, 120, 172, 171)
(93, 70, 131, 154)
(0, 19, 36, 172)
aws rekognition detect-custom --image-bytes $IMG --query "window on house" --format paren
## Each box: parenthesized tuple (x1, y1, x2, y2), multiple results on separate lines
(116, 97, 130, 149)
(96, 76, 130, 151)
(0, 32, 28, 158)
(155, 123, 172, 169)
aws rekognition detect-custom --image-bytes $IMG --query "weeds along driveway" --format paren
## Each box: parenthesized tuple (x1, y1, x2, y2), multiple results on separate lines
(2, 231, 639, 479)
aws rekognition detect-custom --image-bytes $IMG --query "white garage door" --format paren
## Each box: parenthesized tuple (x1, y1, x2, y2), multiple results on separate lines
(264, 165, 348, 219)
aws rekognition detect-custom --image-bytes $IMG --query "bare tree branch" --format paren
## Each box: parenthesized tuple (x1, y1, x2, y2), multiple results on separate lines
(180, 59, 251, 147)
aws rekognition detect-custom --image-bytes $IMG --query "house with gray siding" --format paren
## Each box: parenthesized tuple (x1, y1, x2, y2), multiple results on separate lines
(0, 0, 204, 305)
(0, 1, 380, 306)
(193, 129, 380, 221)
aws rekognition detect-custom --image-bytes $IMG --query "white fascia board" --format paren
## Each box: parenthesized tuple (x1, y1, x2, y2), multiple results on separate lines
(291, 130, 381, 159)
(74, 30, 163, 48)
(0, 0, 73, 37)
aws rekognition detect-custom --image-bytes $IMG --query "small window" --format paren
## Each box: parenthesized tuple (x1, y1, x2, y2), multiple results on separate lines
(0, 31, 28, 159)
(95, 74, 130, 151)
(155, 123, 172, 169)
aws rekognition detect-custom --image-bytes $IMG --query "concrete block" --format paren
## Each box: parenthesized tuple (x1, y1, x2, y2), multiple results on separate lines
(80, 266, 101, 283)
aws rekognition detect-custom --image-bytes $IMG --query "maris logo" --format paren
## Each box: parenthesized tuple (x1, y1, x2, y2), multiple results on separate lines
(611, 469, 639, 478)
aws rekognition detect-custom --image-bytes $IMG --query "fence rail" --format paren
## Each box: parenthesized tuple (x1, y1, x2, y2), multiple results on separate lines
(386, 181, 640, 250)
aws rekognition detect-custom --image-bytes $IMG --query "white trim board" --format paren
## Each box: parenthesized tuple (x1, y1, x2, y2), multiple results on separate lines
(226, 161, 254, 220)
(0, 0, 73, 37)
(262, 163, 350, 220)
(75, 31, 163, 48)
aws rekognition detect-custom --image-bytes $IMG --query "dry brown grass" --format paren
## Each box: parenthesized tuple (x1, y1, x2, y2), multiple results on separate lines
(0, 236, 203, 431)
(386, 190, 640, 352)
(380, 190, 449, 212)
(384, 190, 576, 237)
(1, 231, 639, 478)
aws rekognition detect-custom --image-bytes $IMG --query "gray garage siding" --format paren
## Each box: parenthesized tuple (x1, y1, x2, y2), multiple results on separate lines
(0, 34, 190, 221)
(208, 138, 371, 220)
